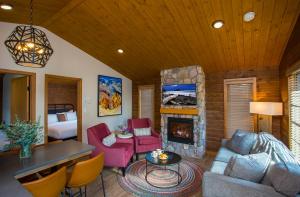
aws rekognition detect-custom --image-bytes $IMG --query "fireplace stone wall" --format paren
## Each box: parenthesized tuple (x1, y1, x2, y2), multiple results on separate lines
(161, 65, 206, 158)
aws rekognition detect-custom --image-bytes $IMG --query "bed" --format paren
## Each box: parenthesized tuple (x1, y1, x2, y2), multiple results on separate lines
(48, 104, 77, 140)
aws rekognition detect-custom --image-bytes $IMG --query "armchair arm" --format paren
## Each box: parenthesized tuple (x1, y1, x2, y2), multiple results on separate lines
(151, 129, 161, 138)
(202, 172, 284, 197)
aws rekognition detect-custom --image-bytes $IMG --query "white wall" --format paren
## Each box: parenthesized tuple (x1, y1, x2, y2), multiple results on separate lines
(0, 22, 132, 143)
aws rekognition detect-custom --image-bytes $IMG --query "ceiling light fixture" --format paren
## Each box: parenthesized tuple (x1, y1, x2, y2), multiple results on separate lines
(212, 20, 224, 29)
(4, 0, 53, 68)
(0, 4, 13, 10)
(243, 11, 256, 22)
(117, 49, 124, 54)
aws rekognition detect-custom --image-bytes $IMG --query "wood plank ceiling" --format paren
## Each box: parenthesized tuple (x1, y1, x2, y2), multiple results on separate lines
(0, 0, 299, 81)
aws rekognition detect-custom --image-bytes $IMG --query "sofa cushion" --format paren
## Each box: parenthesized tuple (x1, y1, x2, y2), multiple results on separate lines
(134, 127, 151, 136)
(210, 160, 228, 175)
(137, 136, 159, 145)
(226, 129, 257, 155)
(215, 146, 238, 163)
(224, 153, 271, 183)
(268, 162, 300, 197)
(102, 133, 116, 147)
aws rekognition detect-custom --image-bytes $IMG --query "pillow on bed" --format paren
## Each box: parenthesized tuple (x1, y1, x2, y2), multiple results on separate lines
(65, 111, 77, 121)
(48, 114, 58, 124)
(57, 113, 66, 122)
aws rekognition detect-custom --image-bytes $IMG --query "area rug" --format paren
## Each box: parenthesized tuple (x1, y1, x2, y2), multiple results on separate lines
(117, 159, 203, 197)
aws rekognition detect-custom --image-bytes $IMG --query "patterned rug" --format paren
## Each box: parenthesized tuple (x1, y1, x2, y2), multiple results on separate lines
(117, 159, 203, 197)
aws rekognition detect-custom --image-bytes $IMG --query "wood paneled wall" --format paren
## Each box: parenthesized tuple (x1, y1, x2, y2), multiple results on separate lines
(279, 17, 300, 146)
(48, 83, 77, 110)
(132, 77, 161, 131)
(206, 68, 281, 151)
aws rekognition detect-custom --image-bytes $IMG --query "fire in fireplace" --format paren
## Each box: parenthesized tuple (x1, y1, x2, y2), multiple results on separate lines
(167, 117, 194, 145)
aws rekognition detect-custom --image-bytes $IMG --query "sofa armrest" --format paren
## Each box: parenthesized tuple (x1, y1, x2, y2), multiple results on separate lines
(221, 138, 229, 147)
(202, 172, 284, 197)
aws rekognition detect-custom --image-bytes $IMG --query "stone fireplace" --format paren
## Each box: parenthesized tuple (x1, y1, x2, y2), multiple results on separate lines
(168, 117, 194, 145)
(161, 65, 206, 158)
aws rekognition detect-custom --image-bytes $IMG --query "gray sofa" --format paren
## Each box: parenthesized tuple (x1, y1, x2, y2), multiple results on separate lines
(202, 138, 300, 197)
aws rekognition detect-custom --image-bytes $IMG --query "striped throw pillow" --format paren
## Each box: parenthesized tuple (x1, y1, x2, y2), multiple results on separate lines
(134, 127, 151, 136)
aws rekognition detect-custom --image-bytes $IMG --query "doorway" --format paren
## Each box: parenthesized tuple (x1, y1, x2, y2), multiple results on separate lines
(138, 85, 155, 126)
(224, 77, 256, 138)
(0, 69, 36, 151)
(44, 75, 82, 143)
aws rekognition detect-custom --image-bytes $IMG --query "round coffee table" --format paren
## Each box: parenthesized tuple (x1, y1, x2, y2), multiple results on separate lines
(145, 151, 182, 188)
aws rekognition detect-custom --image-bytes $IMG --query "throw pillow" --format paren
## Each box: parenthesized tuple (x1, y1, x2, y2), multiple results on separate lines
(65, 111, 77, 121)
(134, 127, 151, 136)
(102, 133, 116, 147)
(48, 114, 58, 124)
(268, 162, 300, 197)
(226, 129, 257, 155)
(224, 152, 271, 183)
(56, 113, 66, 122)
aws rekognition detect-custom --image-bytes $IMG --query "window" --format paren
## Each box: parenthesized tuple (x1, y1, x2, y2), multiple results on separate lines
(288, 71, 300, 160)
(224, 78, 256, 138)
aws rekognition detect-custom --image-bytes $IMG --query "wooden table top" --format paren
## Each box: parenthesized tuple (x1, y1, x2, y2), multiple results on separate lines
(0, 140, 94, 197)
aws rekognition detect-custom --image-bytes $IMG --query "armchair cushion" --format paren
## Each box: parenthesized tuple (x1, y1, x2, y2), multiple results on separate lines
(137, 136, 160, 145)
(102, 133, 116, 147)
(134, 127, 151, 136)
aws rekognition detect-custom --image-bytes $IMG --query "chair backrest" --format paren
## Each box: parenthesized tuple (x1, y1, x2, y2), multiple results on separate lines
(128, 118, 151, 132)
(67, 152, 104, 187)
(87, 123, 110, 142)
(23, 167, 67, 197)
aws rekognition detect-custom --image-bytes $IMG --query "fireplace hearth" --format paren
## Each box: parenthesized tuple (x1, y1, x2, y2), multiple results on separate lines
(167, 117, 194, 145)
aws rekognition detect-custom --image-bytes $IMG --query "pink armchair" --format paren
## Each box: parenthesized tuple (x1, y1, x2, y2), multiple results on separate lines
(87, 123, 134, 176)
(127, 118, 162, 160)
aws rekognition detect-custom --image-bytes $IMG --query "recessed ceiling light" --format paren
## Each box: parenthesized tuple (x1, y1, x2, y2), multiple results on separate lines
(243, 11, 255, 22)
(117, 49, 124, 54)
(0, 4, 13, 10)
(212, 20, 224, 29)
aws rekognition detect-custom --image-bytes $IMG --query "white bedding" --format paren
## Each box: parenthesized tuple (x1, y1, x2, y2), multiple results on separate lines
(48, 120, 77, 139)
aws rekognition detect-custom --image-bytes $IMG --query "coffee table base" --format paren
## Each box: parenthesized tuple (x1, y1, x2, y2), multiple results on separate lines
(145, 160, 182, 188)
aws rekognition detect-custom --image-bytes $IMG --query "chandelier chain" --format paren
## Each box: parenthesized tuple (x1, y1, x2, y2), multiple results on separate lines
(30, 0, 33, 27)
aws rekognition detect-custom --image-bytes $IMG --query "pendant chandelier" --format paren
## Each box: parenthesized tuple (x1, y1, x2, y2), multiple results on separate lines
(4, 0, 53, 68)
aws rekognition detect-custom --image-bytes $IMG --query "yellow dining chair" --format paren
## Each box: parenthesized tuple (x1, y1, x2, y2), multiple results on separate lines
(66, 152, 105, 197)
(22, 166, 67, 197)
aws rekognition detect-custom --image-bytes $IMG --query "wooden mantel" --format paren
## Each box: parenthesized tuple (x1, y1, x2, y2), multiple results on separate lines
(160, 107, 199, 115)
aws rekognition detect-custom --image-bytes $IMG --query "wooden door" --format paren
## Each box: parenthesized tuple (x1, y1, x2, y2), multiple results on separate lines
(139, 85, 155, 126)
(11, 76, 29, 122)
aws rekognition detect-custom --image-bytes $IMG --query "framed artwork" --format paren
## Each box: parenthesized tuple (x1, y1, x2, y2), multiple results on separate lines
(98, 75, 122, 117)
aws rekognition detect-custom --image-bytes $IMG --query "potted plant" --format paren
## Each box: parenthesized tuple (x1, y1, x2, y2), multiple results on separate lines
(3, 118, 43, 159)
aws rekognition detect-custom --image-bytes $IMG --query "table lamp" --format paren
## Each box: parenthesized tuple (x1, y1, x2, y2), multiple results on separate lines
(249, 102, 283, 133)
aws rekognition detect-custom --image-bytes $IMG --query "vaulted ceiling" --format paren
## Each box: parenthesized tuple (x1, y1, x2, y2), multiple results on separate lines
(0, 0, 300, 81)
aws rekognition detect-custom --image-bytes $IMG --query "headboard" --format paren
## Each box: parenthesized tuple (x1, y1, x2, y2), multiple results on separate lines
(48, 104, 75, 114)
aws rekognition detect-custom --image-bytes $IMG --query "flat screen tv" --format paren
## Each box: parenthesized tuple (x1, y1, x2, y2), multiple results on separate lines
(162, 84, 197, 106)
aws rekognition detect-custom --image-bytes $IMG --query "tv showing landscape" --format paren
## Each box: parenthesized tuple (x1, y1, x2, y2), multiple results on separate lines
(162, 84, 197, 106)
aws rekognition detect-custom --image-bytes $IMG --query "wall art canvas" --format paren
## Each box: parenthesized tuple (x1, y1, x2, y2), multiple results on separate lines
(98, 75, 122, 116)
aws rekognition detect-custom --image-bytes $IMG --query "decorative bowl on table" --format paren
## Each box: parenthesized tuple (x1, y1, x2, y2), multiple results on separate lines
(159, 153, 168, 160)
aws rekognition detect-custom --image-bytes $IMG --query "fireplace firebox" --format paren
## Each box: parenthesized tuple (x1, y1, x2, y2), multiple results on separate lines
(167, 117, 194, 145)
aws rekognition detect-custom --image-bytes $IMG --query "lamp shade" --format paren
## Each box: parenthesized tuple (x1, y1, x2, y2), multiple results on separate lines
(250, 102, 283, 116)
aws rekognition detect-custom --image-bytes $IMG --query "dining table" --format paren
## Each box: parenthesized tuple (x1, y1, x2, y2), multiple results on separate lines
(0, 140, 94, 197)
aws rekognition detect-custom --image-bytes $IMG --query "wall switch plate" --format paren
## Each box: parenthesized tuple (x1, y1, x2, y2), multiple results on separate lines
(183, 144, 189, 149)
